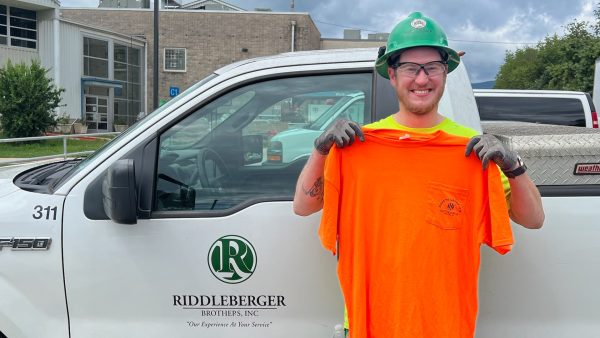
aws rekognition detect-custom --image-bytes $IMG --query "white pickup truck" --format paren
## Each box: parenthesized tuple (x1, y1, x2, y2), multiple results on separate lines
(0, 48, 598, 338)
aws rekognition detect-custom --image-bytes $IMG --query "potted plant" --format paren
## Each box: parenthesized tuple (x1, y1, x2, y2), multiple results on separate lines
(113, 116, 128, 132)
(73, 119, 88, 134)
(55, 113, 72, 133)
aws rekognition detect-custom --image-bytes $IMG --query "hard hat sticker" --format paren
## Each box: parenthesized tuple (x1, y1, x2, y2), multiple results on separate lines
(411, 19, 427, 29)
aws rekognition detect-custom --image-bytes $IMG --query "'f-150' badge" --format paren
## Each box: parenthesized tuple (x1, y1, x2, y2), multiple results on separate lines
(0, 237, 51, 251)
(208, 235, 256, 284)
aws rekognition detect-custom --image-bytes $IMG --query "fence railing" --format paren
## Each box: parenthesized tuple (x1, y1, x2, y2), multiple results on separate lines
(0, 132, 120, 165)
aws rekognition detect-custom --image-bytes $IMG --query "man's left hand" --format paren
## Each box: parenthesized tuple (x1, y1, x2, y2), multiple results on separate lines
(465, 134, 518, 172)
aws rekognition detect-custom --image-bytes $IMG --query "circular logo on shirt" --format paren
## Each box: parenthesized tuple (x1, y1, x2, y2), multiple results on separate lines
(439, 198, 463, 216)
(208, 235, 257, 284)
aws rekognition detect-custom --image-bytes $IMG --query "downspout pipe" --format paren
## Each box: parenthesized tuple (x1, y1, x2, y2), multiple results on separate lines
(53, 8, 60, 114)
(291, 20, 296, 52)
(153, 0, 159, 110)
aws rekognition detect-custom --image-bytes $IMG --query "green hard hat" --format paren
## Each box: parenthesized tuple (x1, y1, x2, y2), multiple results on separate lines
(375, 12, 460, 79)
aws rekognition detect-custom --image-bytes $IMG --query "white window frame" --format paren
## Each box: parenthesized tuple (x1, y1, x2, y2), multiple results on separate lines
(0, 5, 6, 46)
(82, 35, 111, 79)
(163, 47, 187, 72)
(0, 5, 37, 50)
(80, 31, 147, 127)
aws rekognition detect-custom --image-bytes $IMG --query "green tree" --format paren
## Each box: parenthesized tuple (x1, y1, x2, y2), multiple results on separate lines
(495, 47, 543, 89)
(538, 21, 600, 92)
(0, 60, 64, 138)
(495, 8, 600, 93)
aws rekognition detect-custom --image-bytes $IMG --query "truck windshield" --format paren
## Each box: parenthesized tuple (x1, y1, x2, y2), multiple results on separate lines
(51, 74, 218, 190)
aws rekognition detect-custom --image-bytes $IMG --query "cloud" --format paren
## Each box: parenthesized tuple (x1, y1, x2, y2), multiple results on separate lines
(60, 0, 599, 82)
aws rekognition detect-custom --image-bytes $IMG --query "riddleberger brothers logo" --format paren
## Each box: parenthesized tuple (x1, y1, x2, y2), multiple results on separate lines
(172, 235, 286, 327)
(173, 294, 285, 327)
(174, 294, 286, 309)
(208, 235, 256, 284)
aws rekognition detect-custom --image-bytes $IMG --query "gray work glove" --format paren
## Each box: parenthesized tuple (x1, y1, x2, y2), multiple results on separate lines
(465, 134, 518, 172)
(314, 119, 364, 155)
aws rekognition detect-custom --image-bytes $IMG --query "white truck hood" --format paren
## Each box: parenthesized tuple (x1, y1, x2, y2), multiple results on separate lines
(0, 178, 20, 198)
(0, 161, 49, 179)
(270, 127, 316, 140)
(0, 161, 57, 197)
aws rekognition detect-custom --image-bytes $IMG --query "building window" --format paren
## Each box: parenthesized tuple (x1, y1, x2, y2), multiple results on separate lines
(114, 43, 143, 124)
(0, 5, 36, 49)
(81, 35, 144, 131)
(164, 48, 186, 72)
(83, 37, 109, 78)
(0, 5, 6, 46)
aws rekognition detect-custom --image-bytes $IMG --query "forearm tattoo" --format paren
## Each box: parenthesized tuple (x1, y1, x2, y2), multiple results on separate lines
(303, 177, 324, 201)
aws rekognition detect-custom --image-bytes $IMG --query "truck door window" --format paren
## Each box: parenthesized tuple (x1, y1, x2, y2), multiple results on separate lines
(154, 73, 372, 213)
(340, 99, 365, 124)
(160, 91, 255, 150)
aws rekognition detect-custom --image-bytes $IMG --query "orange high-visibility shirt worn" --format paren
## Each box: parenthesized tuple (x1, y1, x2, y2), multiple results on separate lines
(319, 128, 513, 338)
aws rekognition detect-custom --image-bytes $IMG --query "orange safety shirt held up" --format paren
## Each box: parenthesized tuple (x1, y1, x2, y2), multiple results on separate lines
(319, 128, 513, 338)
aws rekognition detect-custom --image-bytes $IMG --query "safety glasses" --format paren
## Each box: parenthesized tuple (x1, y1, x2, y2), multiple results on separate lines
(391, 61, 447, 78)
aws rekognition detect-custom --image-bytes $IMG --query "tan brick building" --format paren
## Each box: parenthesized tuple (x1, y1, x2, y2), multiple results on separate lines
(60, 8, 321, 113)
(3, 1, 382, 132)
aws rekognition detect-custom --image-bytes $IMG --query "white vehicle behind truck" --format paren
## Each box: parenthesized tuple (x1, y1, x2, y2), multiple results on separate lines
(0, 48, 599, 338)
(475, 89, 598, 128)
(266, 92, 366, 163)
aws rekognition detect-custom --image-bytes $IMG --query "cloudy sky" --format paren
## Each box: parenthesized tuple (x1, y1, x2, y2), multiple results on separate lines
(60, 0, 598, 83)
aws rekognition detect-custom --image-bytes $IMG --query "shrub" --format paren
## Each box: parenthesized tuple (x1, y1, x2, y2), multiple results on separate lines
(114, 116, 128, 125)
(0, 60, 64, 138)
(56, 112, 71, 124)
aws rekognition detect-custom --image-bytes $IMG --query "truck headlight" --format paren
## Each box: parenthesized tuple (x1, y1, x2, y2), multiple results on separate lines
(267, 140, 282, 163)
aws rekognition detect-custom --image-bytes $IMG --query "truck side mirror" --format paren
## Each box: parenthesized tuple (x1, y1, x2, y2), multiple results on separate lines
(103, 159, 138, 224)
(243, 134, 263, 165)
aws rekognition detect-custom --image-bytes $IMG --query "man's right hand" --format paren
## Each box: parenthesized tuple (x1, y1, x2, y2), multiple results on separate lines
(314, 119, 365, 155)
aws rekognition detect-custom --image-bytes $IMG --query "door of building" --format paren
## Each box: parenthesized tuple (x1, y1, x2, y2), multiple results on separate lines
(84, 95, 109, 132)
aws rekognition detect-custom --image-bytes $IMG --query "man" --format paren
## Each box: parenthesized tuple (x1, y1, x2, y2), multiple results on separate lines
(293, 11, 544, 337)
(294, 13, 544, 227)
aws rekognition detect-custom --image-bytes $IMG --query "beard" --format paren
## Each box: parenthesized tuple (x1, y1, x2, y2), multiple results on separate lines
(395, 73, 447, 115)
(399, 88, 444, 115)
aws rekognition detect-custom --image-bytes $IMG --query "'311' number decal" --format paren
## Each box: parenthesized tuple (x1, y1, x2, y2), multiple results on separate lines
(33, 205, 58, 220)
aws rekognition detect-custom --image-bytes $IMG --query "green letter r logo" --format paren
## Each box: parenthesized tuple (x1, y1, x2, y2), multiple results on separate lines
(208, 235, 257, 284)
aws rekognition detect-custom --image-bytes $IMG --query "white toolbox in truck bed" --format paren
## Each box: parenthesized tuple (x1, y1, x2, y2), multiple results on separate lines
(482, 121, 600, 185)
